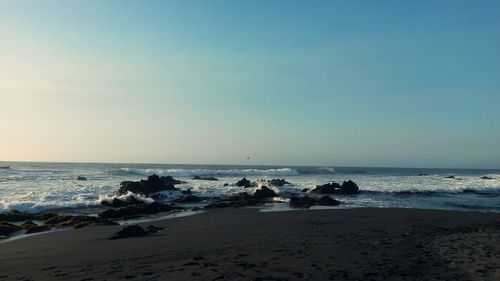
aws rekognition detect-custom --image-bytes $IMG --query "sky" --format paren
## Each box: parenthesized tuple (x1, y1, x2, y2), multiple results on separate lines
(1, 0, 499, 168)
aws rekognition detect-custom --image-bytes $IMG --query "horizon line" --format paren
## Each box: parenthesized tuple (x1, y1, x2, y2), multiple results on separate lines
(1, 160, 499, 171)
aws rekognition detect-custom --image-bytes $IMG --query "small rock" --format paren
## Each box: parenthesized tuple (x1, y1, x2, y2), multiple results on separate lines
(145, 225, 164, 233)
(111, 225, 148, 239)
(235, 177, 256, 188)
(253, 186, 278, 199)
(173, 195, 202, 203)
(269, 179, 290, 187)
(182, 189, 193, 195)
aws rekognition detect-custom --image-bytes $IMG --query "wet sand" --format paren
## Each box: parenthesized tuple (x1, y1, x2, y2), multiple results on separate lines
(1, 208, 499, 280)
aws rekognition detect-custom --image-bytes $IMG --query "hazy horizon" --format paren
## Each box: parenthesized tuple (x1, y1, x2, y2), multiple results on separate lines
(1, 1, 500, 169)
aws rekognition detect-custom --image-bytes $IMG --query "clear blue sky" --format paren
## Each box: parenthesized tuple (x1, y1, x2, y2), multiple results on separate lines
(1, 0, 499, 168)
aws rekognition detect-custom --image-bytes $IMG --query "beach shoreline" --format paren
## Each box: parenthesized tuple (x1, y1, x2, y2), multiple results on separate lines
(1, 207, 499, 280)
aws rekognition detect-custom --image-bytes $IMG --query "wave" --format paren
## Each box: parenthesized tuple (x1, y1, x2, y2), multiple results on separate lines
(116, 167, 301, 177)
(362, 188, 500, 197)
(0, 166, 10, 170)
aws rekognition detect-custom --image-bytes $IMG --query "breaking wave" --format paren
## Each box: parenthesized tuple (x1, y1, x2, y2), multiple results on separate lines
(117, 167, 300, 177)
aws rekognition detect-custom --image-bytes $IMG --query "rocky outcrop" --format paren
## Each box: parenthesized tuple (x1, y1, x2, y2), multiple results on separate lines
(193, 176, 219, 181)
(445, 176, 456, 179)
(289, 196, 341, 208)
(205, 193, 262, 209)
(311, 182, 342, 194)
(0, 222, 21, 236)
(43, 215, 117, 229)
(0, 210, 59, 223)
(205, 186, 280, 209)
(0, 210, 35, 222)
(253, 186, 278, 199)
(21, 220, 52, 234)
(172, 195, 203, 204)
(20, 220, 37, 229)
(118, 174, 186, 196)
(235, 177, 257, 188)
(341, 180, 359, 194)
(310, 180, 359, 195)
(317, 196, 342, 206)
(101, 196, 147, 208)
(301, 188, 309, 192)
(99, 202, 179, 220)
(77, 176, 87, 181)
(269, 179, 290, 187)
(481, 176, 493, 180)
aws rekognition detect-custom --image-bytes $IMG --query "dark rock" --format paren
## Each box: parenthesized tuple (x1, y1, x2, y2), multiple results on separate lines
(223, 183, 229, 186)
(289, 196, 318, 208)
(0, 210, 34, 222)
(193, 176, 219, 181)
(182, 189, 193, 195)
(25, 225, 51, 234)
(172, 195, 203, 203)
(445, 176, 456, 179)
(204, 192, 261, 209)
(118, 174, 186, 196)
(235, 177, 256, 188)
(253, 186, 278, 199)
(481, 176, 494, 180)
(44, 215, 116, 228)
(99, 202, 179, 220)
(310, 180, 359, 195)
(317, 196, 341, 206)
(146, 225, 164, 233)
(101, 196, 146, 208)
(269, 179, 290, 187)
(310, 182, 342, 194)
(0, 222, 21, 236)
(204, 202, 235, 209)
(35, 212, 58, 221)
(111, 225, 148, 239)
(289, 196, 341, 208)
(0, 210, 62, 223)
(77, 176, 87, 181)
(20, 220, 37, 229)
(301, 188, 309, 193)
(0, 166, 10, 169)
(341, 180, 359, 195)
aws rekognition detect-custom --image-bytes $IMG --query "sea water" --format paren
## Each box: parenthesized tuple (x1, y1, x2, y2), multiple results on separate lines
(1, 162, 499, 213)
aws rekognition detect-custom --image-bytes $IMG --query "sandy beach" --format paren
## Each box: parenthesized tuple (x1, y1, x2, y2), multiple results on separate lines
(1, 208, 499, 281)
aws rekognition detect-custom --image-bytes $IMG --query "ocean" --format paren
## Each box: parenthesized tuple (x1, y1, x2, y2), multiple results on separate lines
(1, 162, 499, 214)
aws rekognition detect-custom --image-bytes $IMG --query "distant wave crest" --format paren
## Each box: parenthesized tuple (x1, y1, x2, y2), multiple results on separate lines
(117, 167, 300, 177)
